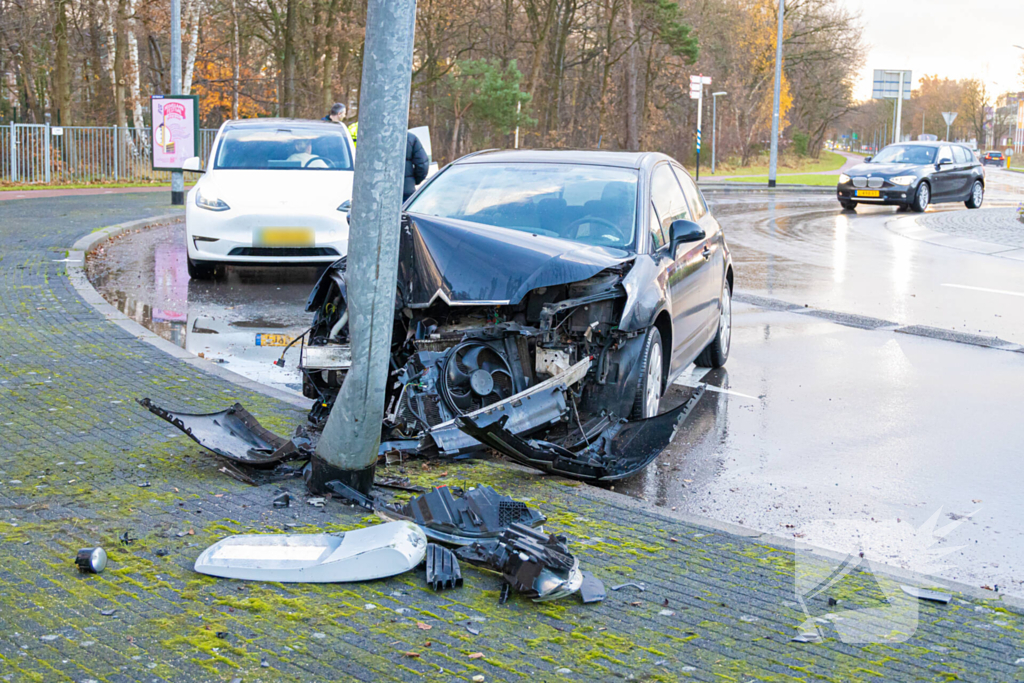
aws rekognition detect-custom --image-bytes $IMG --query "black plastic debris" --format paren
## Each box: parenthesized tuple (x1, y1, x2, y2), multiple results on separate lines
(378, 485, 546, 545)
(900, 585, 952, 604)
(424, 544, 463, 591)
(272, 492, 291, 508)
(455, 386, 704, 482)
(579, 571, 606, 604)
(137, 398, 292, 466)
(455, 524, 582, 602)
(75, 547, 107, 574)
(119, 531, 135, 546)
(324, 479, 376, 510)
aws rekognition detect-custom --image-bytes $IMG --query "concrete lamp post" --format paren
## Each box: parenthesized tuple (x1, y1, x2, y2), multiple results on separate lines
(711, 92, 726, 176)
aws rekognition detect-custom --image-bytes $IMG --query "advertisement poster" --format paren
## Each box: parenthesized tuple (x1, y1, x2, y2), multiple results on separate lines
(151, 95, 199, 171)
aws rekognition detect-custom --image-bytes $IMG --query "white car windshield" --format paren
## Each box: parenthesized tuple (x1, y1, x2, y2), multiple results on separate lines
(407, 163, 639, 249)
(871, 145, 936, 165)
(215, 126, 353, 170)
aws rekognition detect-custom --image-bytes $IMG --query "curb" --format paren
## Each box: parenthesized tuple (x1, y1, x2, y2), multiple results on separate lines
(64, 214, 1024, 612)
(698, 182, 836, 194)
(886, 214, 1024, 261)
(66, 215, 309, 409)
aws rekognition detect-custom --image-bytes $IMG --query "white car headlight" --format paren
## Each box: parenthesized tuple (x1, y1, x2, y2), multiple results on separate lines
(196, 185, 230, 211)
(839, 174, 850, 184)
(889, 175, 916, 186)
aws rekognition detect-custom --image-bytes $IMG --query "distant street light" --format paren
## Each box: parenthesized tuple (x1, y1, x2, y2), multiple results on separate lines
(711, 92, 727, 175)
(767, 0, 785, 188)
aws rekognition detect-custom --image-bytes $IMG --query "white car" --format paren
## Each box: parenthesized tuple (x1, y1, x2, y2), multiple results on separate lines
(182, 118, 354, 279)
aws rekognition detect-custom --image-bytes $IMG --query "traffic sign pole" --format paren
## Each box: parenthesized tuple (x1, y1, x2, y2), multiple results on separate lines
(696, 84, 702, 181)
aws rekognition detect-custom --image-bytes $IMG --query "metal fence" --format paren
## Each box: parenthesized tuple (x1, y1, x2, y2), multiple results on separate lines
(0, 123, 218, 185)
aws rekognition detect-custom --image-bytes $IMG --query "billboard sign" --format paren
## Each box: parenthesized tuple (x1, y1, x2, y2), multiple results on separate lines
(871, 70, 912, 100)
(151, 95, 199, 171)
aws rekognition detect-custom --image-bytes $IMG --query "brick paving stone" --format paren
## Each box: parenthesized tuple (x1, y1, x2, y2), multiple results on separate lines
(1, 193, 1024, 682)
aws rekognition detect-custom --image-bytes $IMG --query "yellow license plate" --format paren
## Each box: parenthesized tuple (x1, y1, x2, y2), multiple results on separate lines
(856, 190, 880, 197)
(255, 333, 293, 347)
(254, 227, 314, 246)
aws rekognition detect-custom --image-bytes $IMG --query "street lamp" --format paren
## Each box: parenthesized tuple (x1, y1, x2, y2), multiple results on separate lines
(767, 0, 785, 187)
(711, 92, 727, 175)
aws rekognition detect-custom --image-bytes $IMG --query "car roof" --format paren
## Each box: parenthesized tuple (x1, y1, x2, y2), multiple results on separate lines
(887, 140, 970, 148)
(454, 149, 658, 169)
(221, 117, 340, 130)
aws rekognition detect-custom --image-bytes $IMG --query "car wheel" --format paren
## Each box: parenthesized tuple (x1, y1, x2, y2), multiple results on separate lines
(695, 278, 732, 369)
(630, 327, 664, 420)
(839, 199, 857, 211)
(910, 182, 929, 213)
(187, 257, 218, 280)
(965, 180, 984, 209)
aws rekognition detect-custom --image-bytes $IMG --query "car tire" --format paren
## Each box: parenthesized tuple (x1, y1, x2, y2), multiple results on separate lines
(630, 327, 664, 420)
(695, 278, 732, 369)
(187, 257, 218, 280)
(839, 199, 857, 211)
(965, 180, 984, 209)
(910, 182, 930, 213)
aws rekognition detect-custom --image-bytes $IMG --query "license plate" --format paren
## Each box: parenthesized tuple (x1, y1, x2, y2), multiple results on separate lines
(254, 227, 314, 246)
(255, 333, 293, 347)
(856, 190, 880, 197)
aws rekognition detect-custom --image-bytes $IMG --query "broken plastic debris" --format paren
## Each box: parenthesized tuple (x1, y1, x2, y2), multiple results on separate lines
(273, 492, 291, 508)
(579, 570, 606, 604)
(424, 544, 463, 591)
(610, 582, 645, 592)
(900, 585, 952, 604)
(75, 547, 107, 574)
(792, 631, 822, 643)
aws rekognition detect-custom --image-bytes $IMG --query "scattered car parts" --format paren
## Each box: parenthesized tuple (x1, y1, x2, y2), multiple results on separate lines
(193, 521, 427, 583)
(75, 547, 108, 574)
(424, 543, 463, 591)
(377, 485, 546, 545)
(455, 524, 583, 602)
(579, 570, 606, 604)
(900, 585, 952, 604)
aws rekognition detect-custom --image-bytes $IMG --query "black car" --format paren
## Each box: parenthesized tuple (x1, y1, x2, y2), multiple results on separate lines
(982, 150, 1005, 167)
(837, 141, 985, 212)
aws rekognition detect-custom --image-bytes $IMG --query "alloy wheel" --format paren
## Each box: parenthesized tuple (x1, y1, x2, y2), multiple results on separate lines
(720, 283, 732, 358)
(645, 341, 663, 418)
(972, 181, 983, 206)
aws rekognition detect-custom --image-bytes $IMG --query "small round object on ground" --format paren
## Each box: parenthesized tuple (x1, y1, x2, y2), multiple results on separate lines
(75, 547, 108, 574)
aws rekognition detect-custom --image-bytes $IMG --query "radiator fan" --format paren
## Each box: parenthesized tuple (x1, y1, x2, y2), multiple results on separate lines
(439, 341, 514, 415)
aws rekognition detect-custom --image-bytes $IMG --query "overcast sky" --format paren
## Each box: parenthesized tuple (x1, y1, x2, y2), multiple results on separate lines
(841, 0, 1024, 101)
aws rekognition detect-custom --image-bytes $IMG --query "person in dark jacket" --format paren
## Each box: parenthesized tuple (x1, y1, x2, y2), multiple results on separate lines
(404, 131, 429, 201)
(322, 102, 346, 123)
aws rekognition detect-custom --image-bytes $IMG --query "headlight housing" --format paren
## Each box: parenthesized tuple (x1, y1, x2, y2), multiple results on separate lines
(889, 175, 916, 186)
(195, 186, 230, 211)
(838, 174, 850, 184)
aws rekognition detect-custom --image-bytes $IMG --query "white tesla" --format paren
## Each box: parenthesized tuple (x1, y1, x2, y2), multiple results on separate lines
(182, 118, 354, 279)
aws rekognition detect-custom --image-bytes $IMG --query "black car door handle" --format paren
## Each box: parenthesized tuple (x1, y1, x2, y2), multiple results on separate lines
(702, 245, 711, 261)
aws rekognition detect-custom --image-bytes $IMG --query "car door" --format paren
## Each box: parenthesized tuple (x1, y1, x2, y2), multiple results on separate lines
(932, 145, 956, 199)
(672, 165, 721, 340)
(649, 162, 708, 367)
(951, 146, 973, 197)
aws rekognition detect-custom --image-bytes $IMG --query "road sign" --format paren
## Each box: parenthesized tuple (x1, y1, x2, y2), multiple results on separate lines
(690, 75, 712, 85)
(941, 112, 957, 126)
(872, 70, 912, 100)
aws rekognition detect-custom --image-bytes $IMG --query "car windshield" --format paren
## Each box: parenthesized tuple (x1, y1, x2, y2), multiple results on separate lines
(871, 145, 936, 165)
(214, 126, 353, 170)
(407, 163, 639, 249)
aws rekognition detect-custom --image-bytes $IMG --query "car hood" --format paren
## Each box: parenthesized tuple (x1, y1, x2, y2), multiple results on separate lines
(202, 169, 354, 211)
(308, 214, 634, 311)
(846, 163, 923, 177)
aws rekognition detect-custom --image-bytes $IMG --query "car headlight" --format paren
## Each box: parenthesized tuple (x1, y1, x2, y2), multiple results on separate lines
(337, 199, 351, 212)
(889, 175, 916, 186)
(195, 186, 230, 211)
(839, 174, 850, 184)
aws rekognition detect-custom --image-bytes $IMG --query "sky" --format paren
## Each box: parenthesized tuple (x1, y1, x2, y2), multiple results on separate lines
(841, 0, 1024, 101)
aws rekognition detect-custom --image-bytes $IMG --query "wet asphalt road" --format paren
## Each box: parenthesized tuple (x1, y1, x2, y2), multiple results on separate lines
(85, 179, 1024, 595)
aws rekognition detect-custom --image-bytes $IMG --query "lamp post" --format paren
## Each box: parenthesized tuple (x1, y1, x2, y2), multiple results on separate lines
(711, 91, 727, 175)
(170, 0, 184, 204)
(767, 0, 785, 188)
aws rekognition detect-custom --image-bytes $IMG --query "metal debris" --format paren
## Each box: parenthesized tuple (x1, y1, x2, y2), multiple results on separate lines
(610, 582, 646, 592)
(75, 547, 107, 574)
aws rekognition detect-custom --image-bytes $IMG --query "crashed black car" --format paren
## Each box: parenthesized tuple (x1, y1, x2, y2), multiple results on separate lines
(290, 150, 733, 479)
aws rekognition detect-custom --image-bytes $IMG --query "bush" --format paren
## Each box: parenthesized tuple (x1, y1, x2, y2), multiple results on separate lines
(791, 130, 809, 157)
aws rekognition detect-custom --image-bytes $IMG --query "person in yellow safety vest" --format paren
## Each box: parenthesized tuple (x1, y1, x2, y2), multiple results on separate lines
(348, 121, 358, 147)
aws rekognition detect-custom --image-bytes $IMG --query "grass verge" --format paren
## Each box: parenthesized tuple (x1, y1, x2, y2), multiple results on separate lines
(701, 150, 847, 180)
(725, 173, 840, 186)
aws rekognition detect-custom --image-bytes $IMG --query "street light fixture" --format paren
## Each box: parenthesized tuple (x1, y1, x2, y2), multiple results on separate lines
(711, 92, 727, 175)
(767, 0, 785, 187)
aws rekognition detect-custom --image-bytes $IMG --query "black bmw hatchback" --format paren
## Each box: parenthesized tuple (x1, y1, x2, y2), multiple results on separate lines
(836, 141, 985, 212)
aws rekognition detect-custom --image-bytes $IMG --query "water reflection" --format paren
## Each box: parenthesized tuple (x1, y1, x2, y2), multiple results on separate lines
(87, 223, 318, 394)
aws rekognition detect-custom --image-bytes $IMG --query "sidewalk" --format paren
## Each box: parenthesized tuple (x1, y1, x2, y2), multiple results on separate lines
(1, 193, 1023, 682)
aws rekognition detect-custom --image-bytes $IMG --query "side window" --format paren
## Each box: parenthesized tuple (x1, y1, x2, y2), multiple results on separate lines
(673, 166, 707, 220)
(938, 146, 953, 163)
(649, 203, 667, 250)
(650, 164, 691, 239)
(952, 146, 968, 164)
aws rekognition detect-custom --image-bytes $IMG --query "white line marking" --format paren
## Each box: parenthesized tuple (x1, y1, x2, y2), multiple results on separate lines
(941, 283, 1024, 298)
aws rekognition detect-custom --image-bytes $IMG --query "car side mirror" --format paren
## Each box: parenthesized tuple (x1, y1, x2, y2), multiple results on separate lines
(182, 156, 203, 172)
(670, 219, 705, 247)
(864, 156, 872, 163)
(937, 157, 953, 166)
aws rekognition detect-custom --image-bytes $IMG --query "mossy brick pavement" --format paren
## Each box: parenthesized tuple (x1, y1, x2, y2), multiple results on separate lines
(1, 194, 1023, 683)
